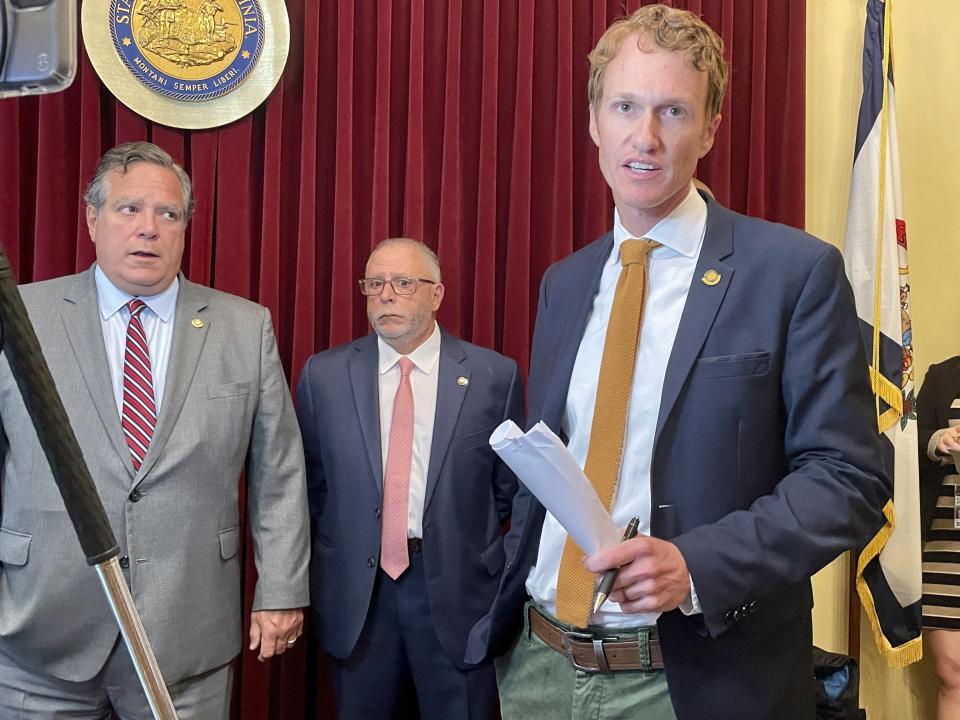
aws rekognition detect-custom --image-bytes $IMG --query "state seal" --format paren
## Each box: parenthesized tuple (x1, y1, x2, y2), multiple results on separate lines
(110, 0, 263, 101)
(83, 0, 288, 128)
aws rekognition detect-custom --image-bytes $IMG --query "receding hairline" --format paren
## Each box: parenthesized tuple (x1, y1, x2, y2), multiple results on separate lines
(84, 141, 194, 224)
(95, 164, 186, 210)
(366, 238, 443, 283)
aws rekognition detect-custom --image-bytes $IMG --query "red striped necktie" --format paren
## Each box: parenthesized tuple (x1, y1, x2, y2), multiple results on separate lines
(121, 299, 157, 471)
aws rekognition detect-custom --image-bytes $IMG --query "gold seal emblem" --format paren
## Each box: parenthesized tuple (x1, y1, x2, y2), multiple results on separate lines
(82, 0, 289, 129)
(701, 269, 721, 286)
(118, 0, 262, 101)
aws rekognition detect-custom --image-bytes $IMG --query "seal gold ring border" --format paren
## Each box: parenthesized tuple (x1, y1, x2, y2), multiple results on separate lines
(82, 0, 289, 130)
(109, 0, 265, 103)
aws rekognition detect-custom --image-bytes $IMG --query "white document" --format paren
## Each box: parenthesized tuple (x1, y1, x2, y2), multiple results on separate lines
(489, 420, 621, 555)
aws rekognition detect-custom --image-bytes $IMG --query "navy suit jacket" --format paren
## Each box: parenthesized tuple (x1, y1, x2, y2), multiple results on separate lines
(467, 195, 891, 719)
(917, 356, 960, 543)
(296, 328, 524, 669)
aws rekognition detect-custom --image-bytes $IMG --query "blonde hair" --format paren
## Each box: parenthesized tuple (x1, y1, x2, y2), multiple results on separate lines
(587, 4, 728, 119)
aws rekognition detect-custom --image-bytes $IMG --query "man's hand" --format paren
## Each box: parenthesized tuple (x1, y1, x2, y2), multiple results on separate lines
(584, 536, 690, 614)
(937, 427, 960, 458)
(249, 609, 303, 662)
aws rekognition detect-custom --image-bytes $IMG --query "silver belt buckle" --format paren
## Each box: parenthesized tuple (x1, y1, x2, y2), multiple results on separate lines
(560, 628, 613, 674)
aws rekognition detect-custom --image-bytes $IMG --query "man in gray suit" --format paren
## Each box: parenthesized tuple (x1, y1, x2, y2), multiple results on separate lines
(0, 142, 309, 718)
(297, 238, 523, 719)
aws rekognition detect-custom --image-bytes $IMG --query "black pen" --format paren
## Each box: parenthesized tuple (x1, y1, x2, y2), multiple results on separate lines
(592, 516, 641, 613)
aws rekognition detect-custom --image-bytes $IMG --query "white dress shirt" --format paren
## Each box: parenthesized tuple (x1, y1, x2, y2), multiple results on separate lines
(526, 183, 706, 627)
(377, 322, 441, 539)
(95, 265, 178, 414)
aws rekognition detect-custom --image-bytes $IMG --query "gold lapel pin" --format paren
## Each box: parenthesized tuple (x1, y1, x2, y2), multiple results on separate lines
(457, 376, 469, 386)
(191, 318, 204, 328)
(701, 269, 721, 286)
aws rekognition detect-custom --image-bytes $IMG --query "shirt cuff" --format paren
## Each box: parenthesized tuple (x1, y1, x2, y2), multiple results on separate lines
(679, 574, 702, 615)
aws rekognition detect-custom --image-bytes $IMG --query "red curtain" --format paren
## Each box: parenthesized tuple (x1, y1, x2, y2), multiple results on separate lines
(0, 1, 804, 717)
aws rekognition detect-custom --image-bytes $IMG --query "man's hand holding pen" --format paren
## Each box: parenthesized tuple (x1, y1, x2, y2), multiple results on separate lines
(585, 535, 691, 614)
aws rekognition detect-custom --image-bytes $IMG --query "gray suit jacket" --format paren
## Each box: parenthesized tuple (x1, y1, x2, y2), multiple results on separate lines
(0, 267, 310, 684)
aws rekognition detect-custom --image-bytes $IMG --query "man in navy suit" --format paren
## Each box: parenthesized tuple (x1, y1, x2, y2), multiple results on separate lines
(467, 6, 890, 720)
(296, 238, 523, 719)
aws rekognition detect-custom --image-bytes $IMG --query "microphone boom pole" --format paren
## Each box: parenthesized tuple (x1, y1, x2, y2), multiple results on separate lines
(0, 248, 177, 719)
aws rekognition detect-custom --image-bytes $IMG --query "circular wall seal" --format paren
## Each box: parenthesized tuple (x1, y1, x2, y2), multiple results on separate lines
(110, 0, 265, 102)
(83, 0, 288, 129)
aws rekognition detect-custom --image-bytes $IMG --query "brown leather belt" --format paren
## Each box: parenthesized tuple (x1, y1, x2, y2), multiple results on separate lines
(528, 605, 664, 673)
(407, 538, 422, 553)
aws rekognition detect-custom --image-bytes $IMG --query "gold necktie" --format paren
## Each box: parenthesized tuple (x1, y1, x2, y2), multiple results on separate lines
(554, 238, 660, 628)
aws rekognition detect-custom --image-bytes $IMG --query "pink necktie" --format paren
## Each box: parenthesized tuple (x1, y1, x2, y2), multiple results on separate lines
(121, 299, 157, 471)
(380, 357, 415, 579)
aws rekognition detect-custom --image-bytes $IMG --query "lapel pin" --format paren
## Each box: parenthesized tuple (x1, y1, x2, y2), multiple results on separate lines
(701, 269, 721, 286)
(191, 318, 204, 328)
(457, 376, 469, 386)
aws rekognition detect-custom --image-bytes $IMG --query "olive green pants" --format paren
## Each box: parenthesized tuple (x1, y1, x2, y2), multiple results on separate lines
(496, 602, 677, 720)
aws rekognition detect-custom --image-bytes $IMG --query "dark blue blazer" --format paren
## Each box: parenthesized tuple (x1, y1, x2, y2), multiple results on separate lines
(297, 328, 524, 669)
(467, 196, 891, 719)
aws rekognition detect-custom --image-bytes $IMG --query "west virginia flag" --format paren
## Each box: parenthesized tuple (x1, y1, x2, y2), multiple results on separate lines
(842, 0, 923, 667)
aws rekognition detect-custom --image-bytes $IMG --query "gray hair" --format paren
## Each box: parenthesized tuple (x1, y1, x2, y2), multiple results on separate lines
(83, 141, 194, 223)
(367, 238, 443, 282)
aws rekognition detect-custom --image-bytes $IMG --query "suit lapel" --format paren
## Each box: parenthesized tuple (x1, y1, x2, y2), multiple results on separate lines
(655, 199, 735, 446)
(135, 277, 209, 481)
(349, 334, 384, 492)
(59, 269, 134, 478)
(540, 236, 613, 431)
(423, 331, 469, 513)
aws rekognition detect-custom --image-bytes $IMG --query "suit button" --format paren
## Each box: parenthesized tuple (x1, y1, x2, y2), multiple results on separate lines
(129, 490, 143, 502)
(367, 557, 376, 568)
(724, 610, 734, 624)
(733, 609, 742, 622)
(119, 556, 130, 569)
(748, 601, 758, 613)
(374, 508, 381, 519)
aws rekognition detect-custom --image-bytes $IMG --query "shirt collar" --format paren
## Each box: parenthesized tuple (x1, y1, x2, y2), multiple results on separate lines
(94, 265, 179, 323)
(377, 321, 442, 375)
(612, 182, 707, 261)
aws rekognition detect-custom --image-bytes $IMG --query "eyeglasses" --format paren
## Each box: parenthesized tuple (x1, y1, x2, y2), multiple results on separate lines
(358, 277, 437, 296)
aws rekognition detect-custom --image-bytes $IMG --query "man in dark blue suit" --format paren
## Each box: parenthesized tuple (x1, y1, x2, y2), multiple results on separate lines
(296, 238, 523, 719)
(467, 6, 890, 720)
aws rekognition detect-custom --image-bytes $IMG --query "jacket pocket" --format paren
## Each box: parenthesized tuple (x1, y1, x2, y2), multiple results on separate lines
(0, 527, 32, 566)
(460, 425, 499, 452)
(691, 352, 770, 380)
(208, 382, 251, 399)
(218, 525, 241, 560)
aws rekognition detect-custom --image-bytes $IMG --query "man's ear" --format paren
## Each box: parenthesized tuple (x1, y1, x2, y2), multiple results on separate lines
(86, 205, 98, 242)
(588, 104, 601, 148)
(699, 113, 722, 158)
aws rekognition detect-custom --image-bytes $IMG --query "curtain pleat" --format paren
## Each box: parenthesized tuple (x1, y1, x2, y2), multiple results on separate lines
(471, 1, 500, 349)
(0, 1, 805, 716)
